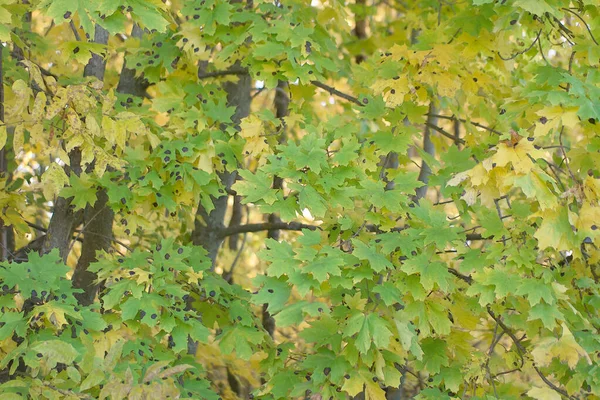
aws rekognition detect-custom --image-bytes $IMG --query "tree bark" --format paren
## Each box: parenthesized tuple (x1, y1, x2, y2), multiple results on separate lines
(116, 24, 149, 97)
(415, 104, 437, 201)
(73, 24, 149, 304)
(0, 45, 15, 261)
(192, 64, 251, 268)
(262, 80, 290, 338)
(71, 24, 113, 304)
(41, 151, 82, 261)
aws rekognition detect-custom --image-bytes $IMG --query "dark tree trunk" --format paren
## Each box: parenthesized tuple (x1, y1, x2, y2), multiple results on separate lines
(71, 24, 114, 304)
(192, 64, 251, 268)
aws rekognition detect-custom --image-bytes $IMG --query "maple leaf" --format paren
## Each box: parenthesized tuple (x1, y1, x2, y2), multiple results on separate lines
(60, 173, 98, 210)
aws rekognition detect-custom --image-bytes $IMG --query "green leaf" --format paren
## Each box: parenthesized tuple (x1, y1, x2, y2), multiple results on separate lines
(233, 170, 278, 204)
(528, 303, 564, 329)
(352, 239, 392, 273)
(416, 338, 448, 374)
(30, 340, 79, 368)
(60, 173, 98, 210)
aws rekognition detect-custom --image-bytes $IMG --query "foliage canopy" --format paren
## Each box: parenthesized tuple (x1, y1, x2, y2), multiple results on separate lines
(0, 0, 600, 399)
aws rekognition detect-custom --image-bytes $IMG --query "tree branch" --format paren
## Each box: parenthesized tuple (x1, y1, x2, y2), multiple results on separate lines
(218, 222, 319, 238)
(486, 307, 573, 399)
(425, 122, 465, 144)
(562, 8, 599, 45)
(310, 81, 364, 106)
(428, 114, 502, 135)
(197, 68, 247, 80)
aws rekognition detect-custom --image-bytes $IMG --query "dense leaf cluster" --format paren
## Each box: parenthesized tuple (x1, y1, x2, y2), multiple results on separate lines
(0, 0, 599, 399)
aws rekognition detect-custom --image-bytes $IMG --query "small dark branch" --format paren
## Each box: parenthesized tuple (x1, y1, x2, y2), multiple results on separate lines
(26, 221, 47, 232)
(492, 367, 521, 378)
(448, 268, 472, 284)
(429, 114, 502, 135)
(498, 29, 542, 61)
(532, 364, 573, 399)
(552, 16, 575, 43)
(558, 126, 577, 182)
(310, 81, 364, 106)
(568, 50, 576, 76)
(562, 8, 599, 45)
(538, 34, 550, 65)
(453, 118, 461, 147)
(197, 68, 247, 80)
(219, 222, 318, 238)
(485, 321, 500, 398)
(424, 122, 465, 144)
(486, 307, 526, 355)
(69, 20, 82, 42)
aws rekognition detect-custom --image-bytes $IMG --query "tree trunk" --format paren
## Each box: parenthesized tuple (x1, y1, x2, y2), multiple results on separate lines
(192, 65, 251, 268)
(0, 46, 15, 261)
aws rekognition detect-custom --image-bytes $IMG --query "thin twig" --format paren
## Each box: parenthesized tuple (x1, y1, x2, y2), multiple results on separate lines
(197, 68, 247, 79)
(558, 126, 577, 182)
(425, 122, 465, 144)
(538, 34, 550, 65)
(67, 205, 109, 254)
(69, 20, 82, 42)
(310, 80, 364, 106)
(218, 221, 319, 238)
(562, 8, 599, 45)
(498, 30, 542, 61)
(428, 114, 502, 135)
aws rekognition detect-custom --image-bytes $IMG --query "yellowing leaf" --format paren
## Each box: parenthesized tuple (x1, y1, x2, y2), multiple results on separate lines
(532, 324, 592, 370)
(0, 126, 6, 150)
(341, 374, 364, 396)
(513, 170, 558, 210)
(490, 140, 545, 174)
(527, 386, 562, 400)
(364, 379, 386, 400)
(31, 92, 47, 122)
(240, 115, 270, 160)
(532, 208, 576, 251)
(41, 164, 70, 200)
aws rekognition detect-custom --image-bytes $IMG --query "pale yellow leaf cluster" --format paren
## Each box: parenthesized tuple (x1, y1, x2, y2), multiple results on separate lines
(41, 164, 69, 200)
(531, 323, 592, 369)
(240, 115, 271, 163)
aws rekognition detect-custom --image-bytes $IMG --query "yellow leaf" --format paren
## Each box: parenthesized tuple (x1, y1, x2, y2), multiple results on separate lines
(0, 126, 6, 150)
(41, 164, 69, 200)
(364, 379, 386, 400)
(527, 386, 562, 400)
(13, 124, 24, 154)
(532, 324, 591, 370)
(31, 92, 46, 122)
(532, 208, 576, 251)
(240, 115, 270, 160)
(341, 375, 364, 396)
(491, 140, 545, 174)
(85, 115, 101, 137)
(8, 80, 31, 116)
(185, 269, 204, 284)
